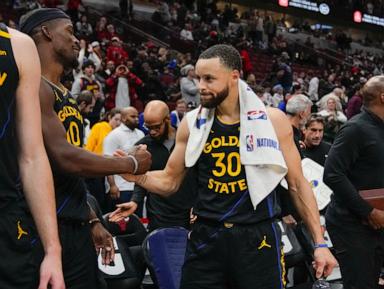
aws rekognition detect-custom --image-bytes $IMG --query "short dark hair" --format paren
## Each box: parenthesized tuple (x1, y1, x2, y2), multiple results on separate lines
(102, 108, 121, 122)
(82, 59, 96, 70)
(76, 90, 94, 105)
(305, 114, 325, 128)
(198, 44, 242, 72)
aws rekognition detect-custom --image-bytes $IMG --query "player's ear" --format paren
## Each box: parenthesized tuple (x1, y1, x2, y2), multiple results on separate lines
(41, 25, 53, 41)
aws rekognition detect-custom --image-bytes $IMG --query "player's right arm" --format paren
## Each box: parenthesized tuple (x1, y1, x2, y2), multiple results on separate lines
(38, 82, 151, 177)
(121, 117, 190, 196)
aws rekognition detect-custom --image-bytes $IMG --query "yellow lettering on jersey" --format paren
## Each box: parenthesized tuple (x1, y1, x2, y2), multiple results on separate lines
(0, 72, 7, 86)
(66, 121, 81, 147)
(0, 50, 7, 56)
(203, 136, 239, 154)
(207, 178, 247, 194)
(58, 106, 83, 123)
(238, 179, 247, 191)
(219, 183, 229, 194)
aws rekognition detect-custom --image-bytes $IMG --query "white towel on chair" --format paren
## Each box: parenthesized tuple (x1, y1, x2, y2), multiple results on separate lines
(185, 79, 288, 209)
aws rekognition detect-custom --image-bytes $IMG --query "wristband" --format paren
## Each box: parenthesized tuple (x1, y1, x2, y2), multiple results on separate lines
(127, 155, 138, 174)
(314, 243, 328, 249)
(88, 218, 101, 226)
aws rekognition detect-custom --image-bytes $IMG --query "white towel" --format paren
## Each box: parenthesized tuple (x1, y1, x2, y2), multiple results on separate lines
(185, 79, 288, 209)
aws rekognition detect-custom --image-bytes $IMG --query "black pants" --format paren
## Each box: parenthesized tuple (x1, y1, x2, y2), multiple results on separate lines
(85, 177, 107, 213)
(59, 221, 101, 289)
(180, 220, 285, 289)
(0, 202, 41, 289)
(327, 222, 384, 289)
(0, 202, 103, 289)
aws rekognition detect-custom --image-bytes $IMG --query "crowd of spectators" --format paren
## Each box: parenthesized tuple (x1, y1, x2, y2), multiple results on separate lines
(1, 0, 382, 136)
(2, 1, 384, 286)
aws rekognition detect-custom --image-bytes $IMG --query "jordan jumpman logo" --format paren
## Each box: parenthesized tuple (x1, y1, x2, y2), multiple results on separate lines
(17, 221, 28, 240)
(258, 235, 272, 250)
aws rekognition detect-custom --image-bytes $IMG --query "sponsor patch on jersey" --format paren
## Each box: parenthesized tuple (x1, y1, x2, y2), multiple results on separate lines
(247, 110, 267, 120)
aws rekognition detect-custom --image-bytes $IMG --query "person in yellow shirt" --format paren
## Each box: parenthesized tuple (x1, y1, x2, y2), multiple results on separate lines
(85, 108, 121, 154)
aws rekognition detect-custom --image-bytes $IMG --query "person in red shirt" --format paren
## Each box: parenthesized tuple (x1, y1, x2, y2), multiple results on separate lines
(66, 0, 83, 20)
(106, 36, 129, 65)
(105, 64, 143, 111)
(239, 45, 253, 78)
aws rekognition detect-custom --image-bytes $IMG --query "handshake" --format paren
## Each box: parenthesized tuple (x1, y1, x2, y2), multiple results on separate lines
(116, 145, 152, 176)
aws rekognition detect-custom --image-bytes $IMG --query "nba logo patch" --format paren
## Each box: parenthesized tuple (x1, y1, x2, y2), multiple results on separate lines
(310, 180, 319, 189)
(247, 110, 267, 120)
(246, 134, 254, 151)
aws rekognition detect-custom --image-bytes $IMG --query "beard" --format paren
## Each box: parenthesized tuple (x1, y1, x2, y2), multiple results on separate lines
(152, 122, 169, 143)
(200, 85, 229, 109)
(56, 47, 79, 70)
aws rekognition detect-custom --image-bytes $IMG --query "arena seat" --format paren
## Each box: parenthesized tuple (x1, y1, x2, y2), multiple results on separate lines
(142, 227, 189, 289)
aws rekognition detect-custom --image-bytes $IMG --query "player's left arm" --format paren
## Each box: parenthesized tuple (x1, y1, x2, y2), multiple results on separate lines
(267, 107, 337, 278)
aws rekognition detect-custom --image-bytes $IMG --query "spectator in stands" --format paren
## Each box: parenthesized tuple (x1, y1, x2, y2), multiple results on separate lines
(346, 84, 363, 119)
(271, 84, 284, 107)
(85, 108, 121, 154)
(75, 14, 92, 38)
(105, 24, 119, 41)
(105, 64, 143, 110)
(302, 115, 331, 166)
(318, 73, 336, 99)
(97, 60, 115, 86)
(308, 71, 319, 101)
(66, 0, 83, 20)
(180, 23, 194, 41)
(286, 94, 313, 156)
(159, 65, 176, 89)
(76, 89, 96, 117)
(276, 52, 293, 93)
(170, 99, 187, 129)
(264, 15, 276, 44)
(239, 42, 253, 77)
(75, 39, 101, 77)
(109, 100, 197, 231)
(246, 73, 257, 91)
(72, 60, 104, 126)
(139, 67, 166, 104)
(180, 64, 200, 107)
(106, 36, 129, 65)
(103, 107, 144, 209)
(90, 41, 103, 63)
(157, 1, 171, 25)
(262, 85, 274, 107)
(318, 96, 347, 143)
(95, 16, 108, 42)
(317, 87, 343, 109)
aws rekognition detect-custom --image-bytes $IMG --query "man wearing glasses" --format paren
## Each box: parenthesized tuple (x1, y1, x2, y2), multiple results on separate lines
(109, 100, 196, 231)
(103, 106, 144, 209)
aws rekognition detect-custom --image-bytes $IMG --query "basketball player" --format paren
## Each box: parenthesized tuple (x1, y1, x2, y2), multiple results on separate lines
(114, 45, 337, 289)
(19, 8, 151, 289)
(0, 24, 64, 288)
